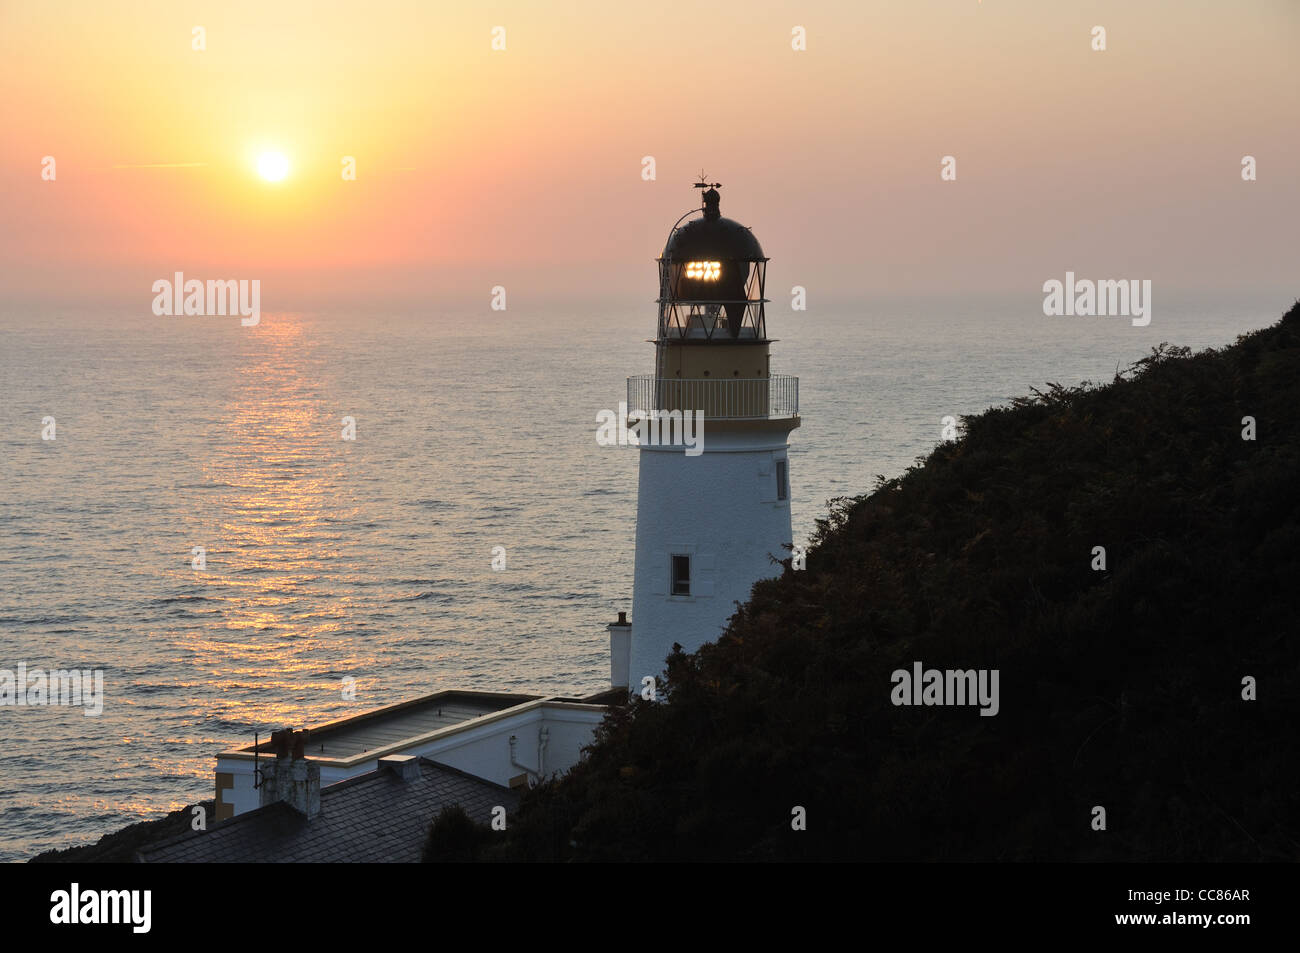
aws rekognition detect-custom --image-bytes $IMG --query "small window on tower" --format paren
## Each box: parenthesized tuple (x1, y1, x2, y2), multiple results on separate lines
(671, 555, 691, 596)
(776, 460, 788, 501)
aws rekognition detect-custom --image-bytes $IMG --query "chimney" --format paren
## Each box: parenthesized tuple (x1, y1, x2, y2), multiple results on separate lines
(607, 611, 632, 690)
(378, 754, 421, 782)
(259, 727, 321, 819)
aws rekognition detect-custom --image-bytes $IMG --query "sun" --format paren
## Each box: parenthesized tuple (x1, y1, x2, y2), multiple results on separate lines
(256, 151, 290, 183)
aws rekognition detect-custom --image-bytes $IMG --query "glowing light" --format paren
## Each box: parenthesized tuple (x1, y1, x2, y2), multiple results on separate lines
(256, 151, 290, 182)
(685, 261, 720, 280)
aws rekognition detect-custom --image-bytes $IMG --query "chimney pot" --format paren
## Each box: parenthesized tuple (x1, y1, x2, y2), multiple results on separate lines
(259, 728, 321, 818)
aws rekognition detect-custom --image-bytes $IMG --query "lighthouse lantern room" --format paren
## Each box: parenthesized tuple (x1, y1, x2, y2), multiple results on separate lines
(622, 181, 800, 691)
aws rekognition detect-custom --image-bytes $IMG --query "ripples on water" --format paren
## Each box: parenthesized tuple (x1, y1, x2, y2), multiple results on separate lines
(0, 293, 1285, 860)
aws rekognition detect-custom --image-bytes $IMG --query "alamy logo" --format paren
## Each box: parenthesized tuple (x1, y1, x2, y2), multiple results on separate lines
(890, 661, 1000, 717)
(50, 883, 151, 933)
(151, 272, 261, 326)
(1042, 272, 1151, 327)
(0, 663, 104, 716)
(596, 401, 705, 457)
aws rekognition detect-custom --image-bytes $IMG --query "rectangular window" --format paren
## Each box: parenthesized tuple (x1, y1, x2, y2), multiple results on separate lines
(776, 460, 788, 501)
(671, 554, 691, 596)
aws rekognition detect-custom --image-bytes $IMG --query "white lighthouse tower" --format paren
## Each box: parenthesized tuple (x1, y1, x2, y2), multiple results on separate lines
(621, 181, 800, 691)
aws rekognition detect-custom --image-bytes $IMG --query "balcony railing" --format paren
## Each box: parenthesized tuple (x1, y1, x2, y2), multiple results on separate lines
(626, 375, 799, 420)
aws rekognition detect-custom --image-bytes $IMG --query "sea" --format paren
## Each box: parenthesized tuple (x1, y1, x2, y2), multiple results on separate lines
(0, 290, 1288, 861)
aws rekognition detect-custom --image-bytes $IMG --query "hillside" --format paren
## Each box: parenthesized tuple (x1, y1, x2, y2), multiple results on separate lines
(29, 802, 214, 864)
(484, 303, 1300, 861)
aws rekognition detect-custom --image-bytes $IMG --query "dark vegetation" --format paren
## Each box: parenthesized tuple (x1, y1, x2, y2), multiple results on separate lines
(421, 804, 494, 862)
(479, 303, 1300, 861)
(29, 801, 215, 863)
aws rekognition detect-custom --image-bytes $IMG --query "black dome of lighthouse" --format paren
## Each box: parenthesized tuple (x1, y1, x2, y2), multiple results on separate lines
(663, 188, 764, 260)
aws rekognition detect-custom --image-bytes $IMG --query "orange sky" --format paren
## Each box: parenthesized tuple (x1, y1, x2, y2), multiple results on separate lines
(1, 0, 1297, 306)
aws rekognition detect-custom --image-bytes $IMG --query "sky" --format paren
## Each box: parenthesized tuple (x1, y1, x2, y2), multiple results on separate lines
(1, 0, 1297, 308)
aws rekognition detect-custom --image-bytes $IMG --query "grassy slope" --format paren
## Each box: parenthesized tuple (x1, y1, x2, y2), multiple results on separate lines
(492, 303, 1300, 861)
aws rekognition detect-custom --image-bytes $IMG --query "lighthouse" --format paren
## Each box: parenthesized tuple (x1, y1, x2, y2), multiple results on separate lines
(621, 181, 800, 691)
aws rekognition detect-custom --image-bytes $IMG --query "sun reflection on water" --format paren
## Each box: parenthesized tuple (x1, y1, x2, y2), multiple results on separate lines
(188, 312, 366, 728)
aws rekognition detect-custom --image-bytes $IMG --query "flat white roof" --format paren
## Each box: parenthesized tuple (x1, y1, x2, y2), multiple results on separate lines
(218, 688, 613, 768)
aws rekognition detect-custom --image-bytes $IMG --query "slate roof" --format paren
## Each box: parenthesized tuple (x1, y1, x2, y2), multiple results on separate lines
(137, 759, 518, 863)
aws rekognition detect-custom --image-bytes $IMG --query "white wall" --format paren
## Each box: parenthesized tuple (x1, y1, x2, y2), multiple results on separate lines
(629, 423, 796, 688)
(424, 704, 601, 787)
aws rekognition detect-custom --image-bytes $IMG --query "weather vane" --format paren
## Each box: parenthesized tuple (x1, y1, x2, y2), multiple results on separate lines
(693, 169, 722, 189)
